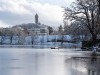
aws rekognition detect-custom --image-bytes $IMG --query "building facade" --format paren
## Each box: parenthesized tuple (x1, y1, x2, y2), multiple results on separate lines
(28, 14, 49, 35)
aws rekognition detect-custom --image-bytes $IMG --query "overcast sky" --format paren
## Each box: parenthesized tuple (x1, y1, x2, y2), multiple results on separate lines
(0, 0, 75, 27)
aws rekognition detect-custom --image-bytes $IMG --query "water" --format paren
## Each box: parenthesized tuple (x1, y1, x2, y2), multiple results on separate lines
(0, 48, 100, 75)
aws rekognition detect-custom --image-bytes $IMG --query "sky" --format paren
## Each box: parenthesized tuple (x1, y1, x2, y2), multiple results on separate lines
(0, 0, 75, 27)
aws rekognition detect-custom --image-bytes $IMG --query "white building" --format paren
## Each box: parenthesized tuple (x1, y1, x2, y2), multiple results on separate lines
(28, 14, 49, 35)
(28, 24, 49, 35)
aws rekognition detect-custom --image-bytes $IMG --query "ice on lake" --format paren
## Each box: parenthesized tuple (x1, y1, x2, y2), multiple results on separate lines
(0, 48, 100, 75)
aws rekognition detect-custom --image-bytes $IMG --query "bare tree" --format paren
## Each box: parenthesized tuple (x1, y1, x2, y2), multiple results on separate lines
(58, 25, 64, 46)
(48, 26, 53, 35)
(97, 0, 100, 11)
(64, 0, 100, 46)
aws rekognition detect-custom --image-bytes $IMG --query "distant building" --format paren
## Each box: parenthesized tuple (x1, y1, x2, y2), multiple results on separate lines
(13, 13, 49, 35)
(28, 13, 49, 35)
(28, 24, 49, 35)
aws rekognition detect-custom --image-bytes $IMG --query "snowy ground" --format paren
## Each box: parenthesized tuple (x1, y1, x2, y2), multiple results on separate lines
(0, 35, 81, 48)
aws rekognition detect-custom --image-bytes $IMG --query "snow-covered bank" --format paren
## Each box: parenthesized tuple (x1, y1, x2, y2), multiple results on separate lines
(0, 35, 81, 48)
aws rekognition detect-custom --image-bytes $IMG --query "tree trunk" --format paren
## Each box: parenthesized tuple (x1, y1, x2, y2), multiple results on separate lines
(91, 33, 97, 46)
(10, 36, 13, 45)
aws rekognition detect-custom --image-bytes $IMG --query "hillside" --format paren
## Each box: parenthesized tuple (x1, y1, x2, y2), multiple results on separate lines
(12, 23, 49, 29)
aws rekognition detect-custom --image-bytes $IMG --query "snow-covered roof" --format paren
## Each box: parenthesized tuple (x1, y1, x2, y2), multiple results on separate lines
(16, 27, 24, 30)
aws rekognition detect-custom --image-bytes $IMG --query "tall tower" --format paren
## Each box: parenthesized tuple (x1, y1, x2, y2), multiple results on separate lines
(35, 13, 38, 24)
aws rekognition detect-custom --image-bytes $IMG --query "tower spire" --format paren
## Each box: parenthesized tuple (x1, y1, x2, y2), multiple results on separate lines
(35, 13, 38, 24)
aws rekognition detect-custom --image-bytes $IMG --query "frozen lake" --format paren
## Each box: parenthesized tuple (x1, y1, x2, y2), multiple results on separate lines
(0, 48, 100, 75)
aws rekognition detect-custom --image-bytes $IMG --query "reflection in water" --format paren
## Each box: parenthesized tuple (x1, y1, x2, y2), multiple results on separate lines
(0, 48, 100, 75)
(70, 54, 100, 75)
(91, 54, 97, 63)
(88, 55, 97, 75)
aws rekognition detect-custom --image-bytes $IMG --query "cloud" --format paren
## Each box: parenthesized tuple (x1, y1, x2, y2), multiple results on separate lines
(30, 3, 64, 26)
(0, 0, 32, 15)
(32, 0, 75, 7)
(0, 0, 66, 27)
(0, 20, 11, 28)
